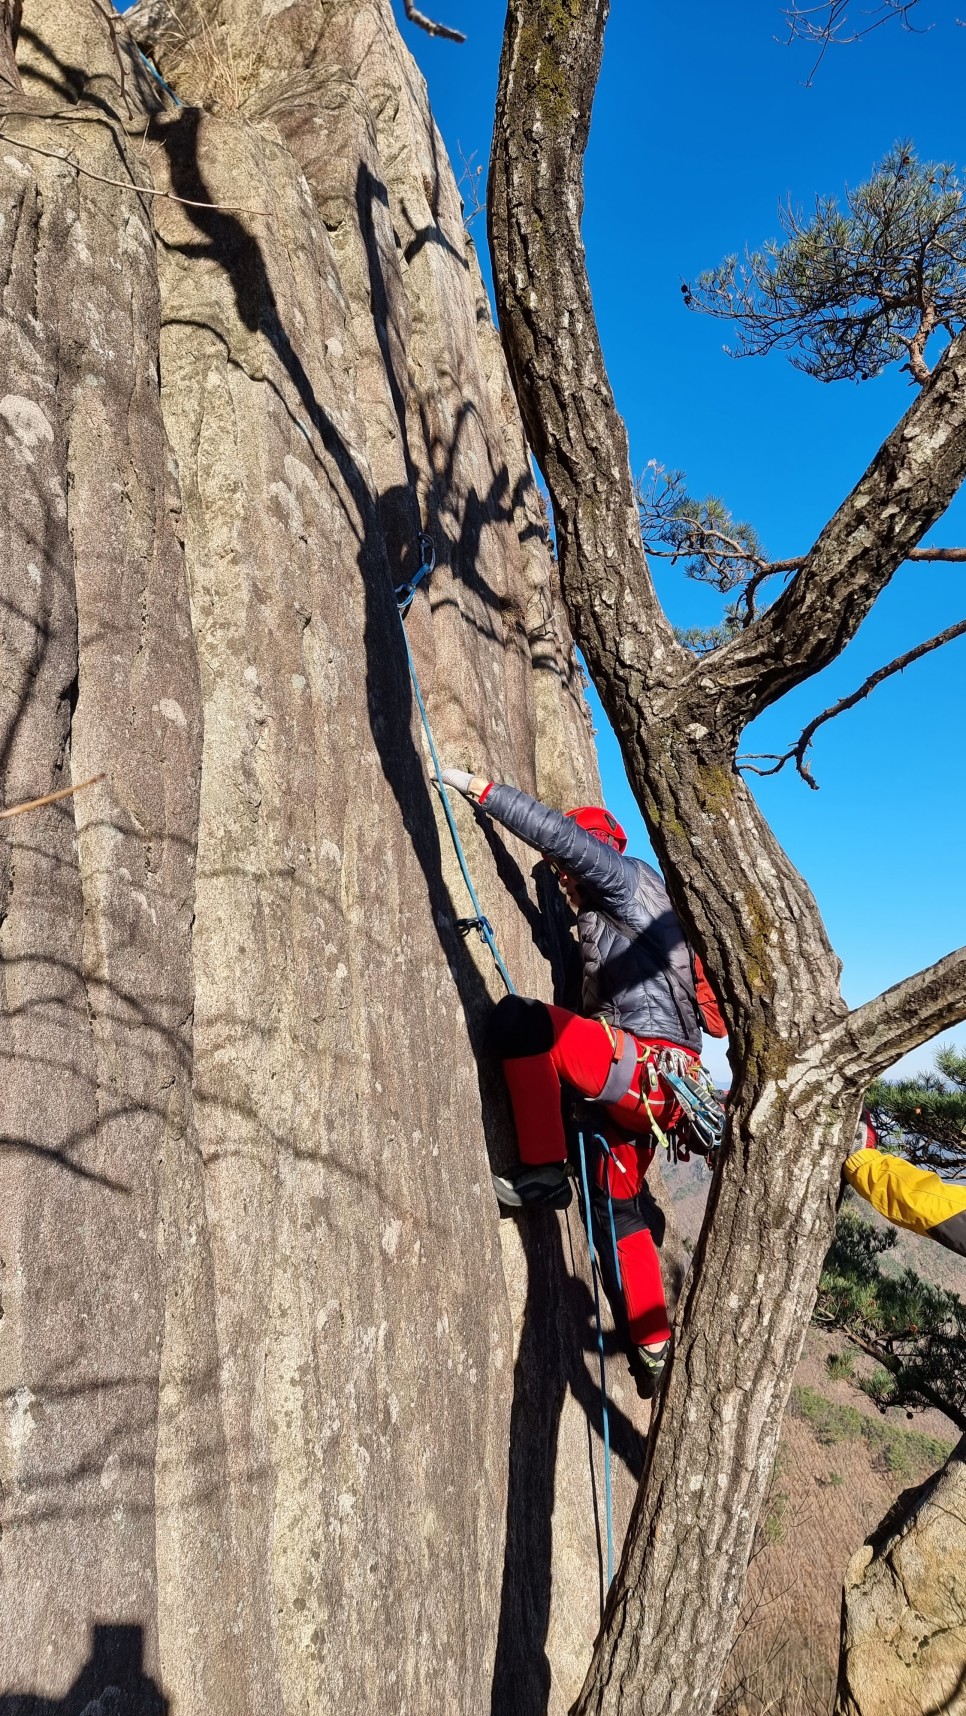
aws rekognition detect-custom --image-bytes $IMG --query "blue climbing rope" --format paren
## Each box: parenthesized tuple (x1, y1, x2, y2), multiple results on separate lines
(594, 1134, 625, 1297)
(576, 1125, 617, 1591)
(134, 46, 183, 108)
(396, 531, 619, 1592)
(395, 538, 515, 996)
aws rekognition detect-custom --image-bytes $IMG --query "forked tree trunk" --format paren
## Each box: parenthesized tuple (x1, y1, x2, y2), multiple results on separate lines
(488, 4, 966, 1712)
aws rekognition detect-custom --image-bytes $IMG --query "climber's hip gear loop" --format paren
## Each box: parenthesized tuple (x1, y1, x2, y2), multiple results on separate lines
(594, 1020, 724, 1160)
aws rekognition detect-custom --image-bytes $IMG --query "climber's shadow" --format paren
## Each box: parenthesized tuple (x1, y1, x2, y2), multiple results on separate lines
(155, 107, 641, 1715)
(489, 1200, 649, 1716)
(489, 896, 656, 1716)
(0, 1623, 167, 1715)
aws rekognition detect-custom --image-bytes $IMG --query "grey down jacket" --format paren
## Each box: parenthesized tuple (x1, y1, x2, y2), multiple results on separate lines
(481, 784, 703, 1053)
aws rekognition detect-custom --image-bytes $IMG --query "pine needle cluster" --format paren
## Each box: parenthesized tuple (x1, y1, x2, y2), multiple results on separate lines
(868, 1043, 966, 1173)
(689, 145, 966, 384)
(817, 1208, 966, 1432)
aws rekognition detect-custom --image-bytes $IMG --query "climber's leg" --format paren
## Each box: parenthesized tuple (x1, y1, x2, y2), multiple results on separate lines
(489, 997, 618, 1208)
(591, 1133, 671, 1348)
(489, 996, 616, 1166)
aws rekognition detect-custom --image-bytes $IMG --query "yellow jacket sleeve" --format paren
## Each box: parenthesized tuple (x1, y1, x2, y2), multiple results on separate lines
(843, 1150, 966, 1256)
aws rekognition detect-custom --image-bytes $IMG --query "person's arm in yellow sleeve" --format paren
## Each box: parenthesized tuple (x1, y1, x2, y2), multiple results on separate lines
(843, 1149, 966, 1257)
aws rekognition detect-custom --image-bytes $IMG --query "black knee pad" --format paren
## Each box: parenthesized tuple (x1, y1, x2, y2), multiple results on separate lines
(488, 995, 555, 1059)
(592, 1184, 665, 1248)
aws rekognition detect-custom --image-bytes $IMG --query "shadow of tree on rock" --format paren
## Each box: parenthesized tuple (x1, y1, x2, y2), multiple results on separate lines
(0, 1624, 167, 1716)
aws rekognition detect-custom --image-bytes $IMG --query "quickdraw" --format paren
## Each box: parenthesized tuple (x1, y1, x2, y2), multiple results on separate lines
(595, 1024, 726, 1163)
(660, 1058, 726, 1160)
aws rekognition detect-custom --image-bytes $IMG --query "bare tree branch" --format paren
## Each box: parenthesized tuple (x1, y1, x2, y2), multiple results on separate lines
(739, 617, 966, 786)
(456, 144, 485, 226)
(0, 123, 272, 217)
(0, 775, 105, 821)
(780, 0, 926, 86)
(87, 0, 133, 117)
(403, 1, 465, 43)
(829, 946, 966, 1081)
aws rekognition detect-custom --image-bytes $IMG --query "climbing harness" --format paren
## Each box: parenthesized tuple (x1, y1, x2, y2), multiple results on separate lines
(575, 1125, 623, 1595)
(595, 1021, 726, 1164)
(394, 535, 514, 996)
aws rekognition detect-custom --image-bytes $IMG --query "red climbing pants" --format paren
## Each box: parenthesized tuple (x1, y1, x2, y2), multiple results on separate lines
(493, 998, 692, 1346)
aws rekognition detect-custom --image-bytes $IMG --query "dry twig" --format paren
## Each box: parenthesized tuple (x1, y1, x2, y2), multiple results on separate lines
(456, 144, 485, 226)
(740, 617, 966, 787)
(0, 774, 106, 821)
(780, 0, 926, 84)
(86, 0, 133, 116)
(0, 124, 272, 218)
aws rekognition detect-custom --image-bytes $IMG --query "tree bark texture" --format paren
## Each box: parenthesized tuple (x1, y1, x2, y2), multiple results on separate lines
(0, 3, 670, 1712)
(488, 4, 966, 1713)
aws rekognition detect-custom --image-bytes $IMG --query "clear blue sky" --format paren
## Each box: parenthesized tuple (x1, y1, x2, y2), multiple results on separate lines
(402, 1, 966, 1078)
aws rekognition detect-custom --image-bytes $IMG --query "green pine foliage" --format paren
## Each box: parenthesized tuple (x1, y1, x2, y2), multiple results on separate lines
(690, 145, 966, 383)
(643, 147, 966, 649)
(637, 463, 772, 651)
(868, 1043, 966, 1172)
(816, 1207, 966, 1433)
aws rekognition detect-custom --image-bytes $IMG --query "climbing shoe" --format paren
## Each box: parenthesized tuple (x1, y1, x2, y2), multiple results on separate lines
(635, 1339, 670, 1391)
(491, 1163, 573, 1210)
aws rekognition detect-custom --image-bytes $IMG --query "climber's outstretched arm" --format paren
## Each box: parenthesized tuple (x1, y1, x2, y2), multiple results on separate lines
(844, 1149, 966, 1257)
(441, 770, 635, 920)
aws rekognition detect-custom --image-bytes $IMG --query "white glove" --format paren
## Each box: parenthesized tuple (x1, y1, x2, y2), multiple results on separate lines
(440, 767, 491, 800)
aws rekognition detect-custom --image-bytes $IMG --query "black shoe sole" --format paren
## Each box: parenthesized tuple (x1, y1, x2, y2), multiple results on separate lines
(491, 1172, 573, 1211)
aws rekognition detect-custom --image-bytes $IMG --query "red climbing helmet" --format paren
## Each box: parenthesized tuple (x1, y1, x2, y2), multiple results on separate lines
(565, 805, 627, 853)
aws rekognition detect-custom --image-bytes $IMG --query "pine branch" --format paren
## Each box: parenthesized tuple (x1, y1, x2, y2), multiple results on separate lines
(697, 328, 966, 739)
(738, 617, 966, 786)
(828, 945, 966, 1082)
(756, 546, 966, 574)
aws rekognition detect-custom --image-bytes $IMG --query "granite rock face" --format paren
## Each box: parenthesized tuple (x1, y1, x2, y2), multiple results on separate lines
(0, 4, 653, 1712)
(836, 1435, 966, 1716)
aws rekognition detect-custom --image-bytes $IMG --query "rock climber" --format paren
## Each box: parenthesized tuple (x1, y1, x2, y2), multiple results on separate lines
(845, 1112, 966, 1257)
(440, 767, 726, 1387)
